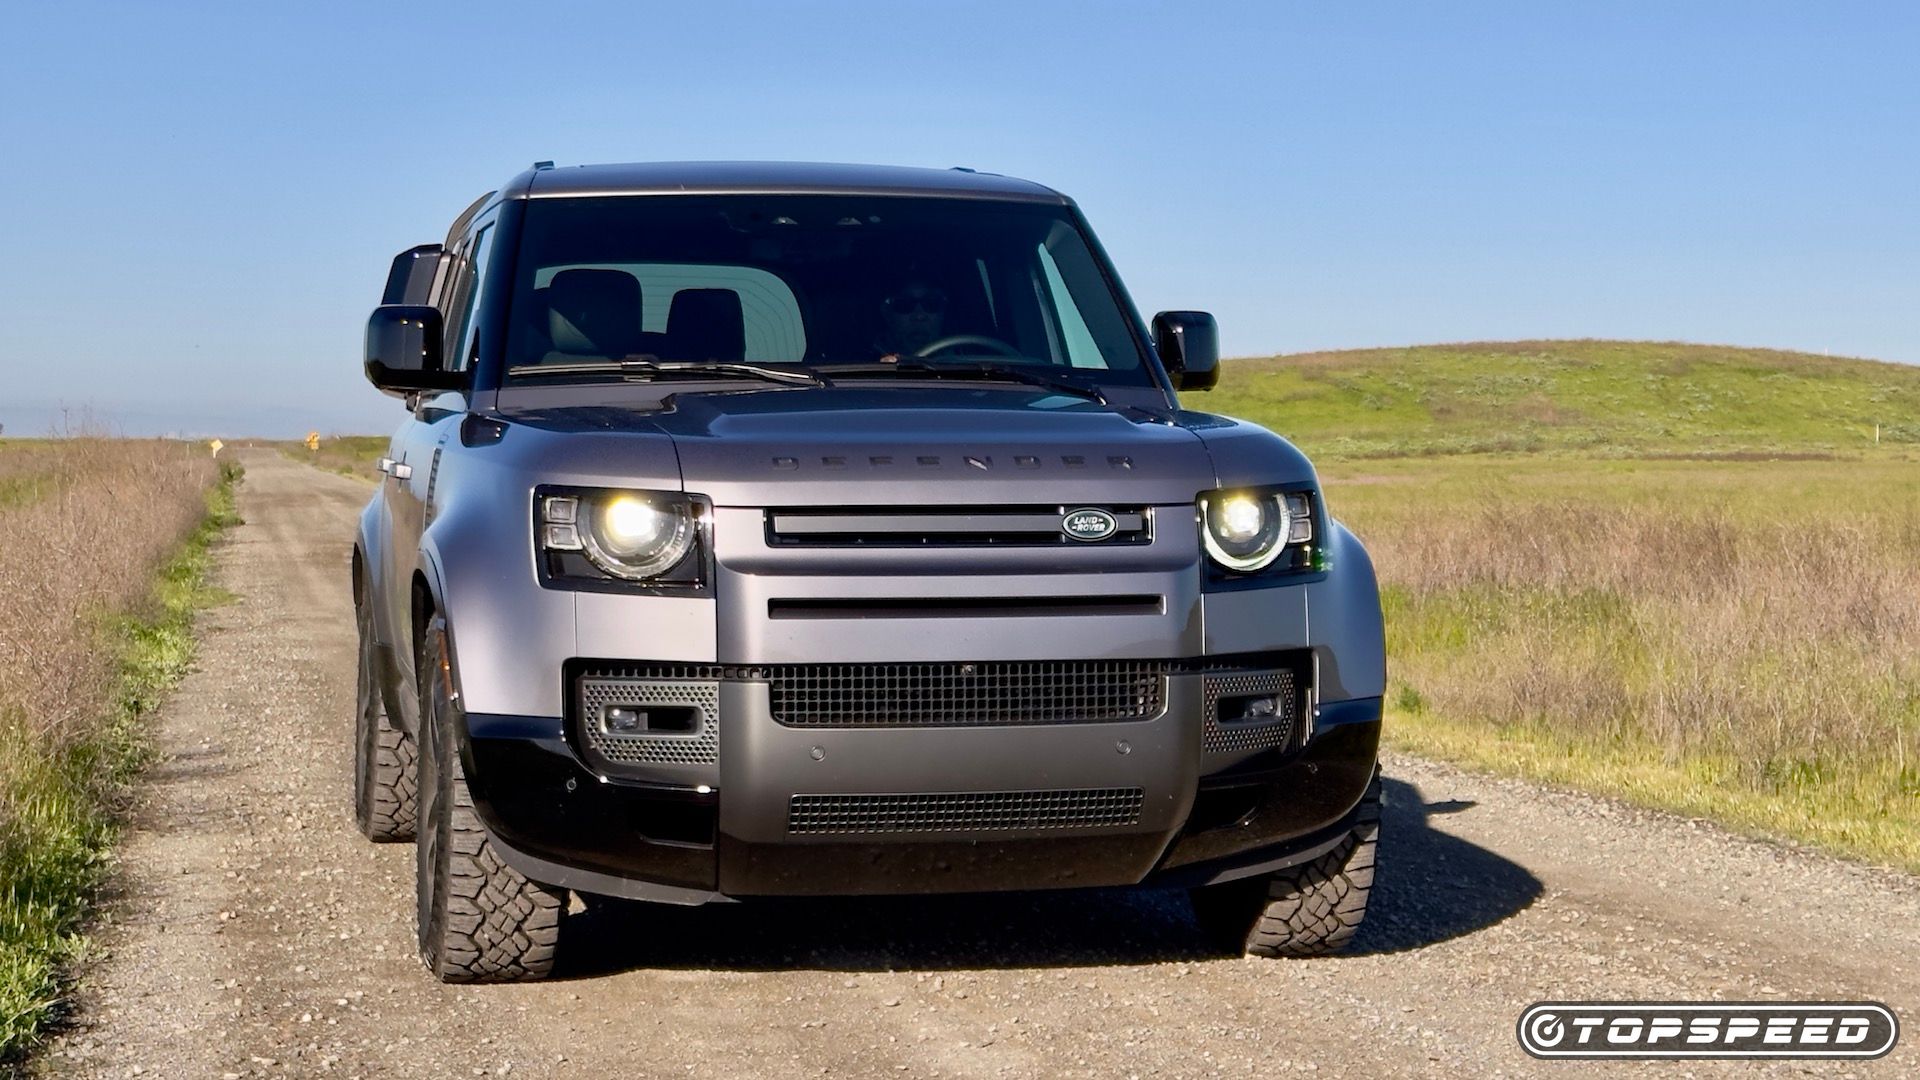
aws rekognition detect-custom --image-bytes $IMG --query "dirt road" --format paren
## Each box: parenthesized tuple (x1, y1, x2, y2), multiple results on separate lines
(39, 449, 1918, 1077)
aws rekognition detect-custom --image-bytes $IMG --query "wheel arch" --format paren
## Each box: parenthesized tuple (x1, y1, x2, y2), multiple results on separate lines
(409, 547, 461, 722)
(355, 497, 390, 643)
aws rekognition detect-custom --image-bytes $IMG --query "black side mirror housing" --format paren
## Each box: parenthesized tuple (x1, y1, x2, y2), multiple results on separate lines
(1152, 311, 1219, 391)
(365, 305, 460, 396)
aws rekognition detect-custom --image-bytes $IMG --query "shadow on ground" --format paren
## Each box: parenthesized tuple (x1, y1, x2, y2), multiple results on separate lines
(551, 774, 1542, 979)
(1348, 777, 1543, 955)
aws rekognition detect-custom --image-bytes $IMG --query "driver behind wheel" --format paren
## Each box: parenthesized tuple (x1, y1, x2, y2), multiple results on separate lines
(874, 280, 948, 360)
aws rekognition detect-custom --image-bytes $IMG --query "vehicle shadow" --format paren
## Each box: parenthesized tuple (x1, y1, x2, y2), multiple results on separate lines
(1346, 776, 1543, 956)
(551, 774, 1541, 978)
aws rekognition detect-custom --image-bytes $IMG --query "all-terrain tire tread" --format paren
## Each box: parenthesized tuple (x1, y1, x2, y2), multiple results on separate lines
(354, 588, 417, 843)
(1242, 777, 1381, 957)
(1192, 775, 1382, 959)
(427, 763, 564, 983)
(357, 721, 417, 841)
(416, 624, 563, 984)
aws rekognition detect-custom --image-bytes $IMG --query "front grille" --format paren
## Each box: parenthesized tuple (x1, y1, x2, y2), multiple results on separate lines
(788, 788, 1146, 835)
(768, 660, 1166, 727)
(766, 506, 1151, 547)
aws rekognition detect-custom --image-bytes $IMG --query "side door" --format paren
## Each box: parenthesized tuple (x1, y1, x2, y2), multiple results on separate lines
(368, 244, 445, 664)
(384, 218, 498, 709)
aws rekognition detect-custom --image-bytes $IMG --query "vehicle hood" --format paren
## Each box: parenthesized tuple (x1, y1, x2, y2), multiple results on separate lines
(492, 384, 1244, 506)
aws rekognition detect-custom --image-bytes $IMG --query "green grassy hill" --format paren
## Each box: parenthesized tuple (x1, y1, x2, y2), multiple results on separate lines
(1202, 339, 1920, 458)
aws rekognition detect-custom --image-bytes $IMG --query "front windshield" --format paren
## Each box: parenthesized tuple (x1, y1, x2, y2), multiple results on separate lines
(501, 195, 1154, 384)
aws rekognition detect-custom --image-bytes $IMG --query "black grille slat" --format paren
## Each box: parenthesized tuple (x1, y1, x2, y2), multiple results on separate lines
(768, 660, 1166, 728)
(788, 788, 1145, 835)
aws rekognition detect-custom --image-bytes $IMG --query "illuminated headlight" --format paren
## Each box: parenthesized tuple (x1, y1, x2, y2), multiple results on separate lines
(540, 490, 697, 580)
(1199, 490, 1314, 573)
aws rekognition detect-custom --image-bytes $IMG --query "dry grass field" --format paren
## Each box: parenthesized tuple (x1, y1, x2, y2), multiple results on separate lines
(1325, 457, 1920, 871)
(0, 438, 231, 1059)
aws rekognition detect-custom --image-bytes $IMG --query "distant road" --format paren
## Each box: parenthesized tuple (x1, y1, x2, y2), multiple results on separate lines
(42, 449, 1919, 1078)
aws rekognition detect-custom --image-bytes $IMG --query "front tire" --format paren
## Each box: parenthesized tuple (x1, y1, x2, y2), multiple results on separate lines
(353, 579, 416, 842)
(414, 615, 564, 983)
(1191, 775, 1381, 957)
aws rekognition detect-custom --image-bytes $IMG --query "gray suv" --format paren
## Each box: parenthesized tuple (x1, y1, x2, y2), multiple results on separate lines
(354, 161, 1385, 983)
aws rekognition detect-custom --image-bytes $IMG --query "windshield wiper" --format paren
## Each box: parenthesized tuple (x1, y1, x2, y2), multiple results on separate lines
(508, 358, 828, 388)
(817, 360, 1108, 405)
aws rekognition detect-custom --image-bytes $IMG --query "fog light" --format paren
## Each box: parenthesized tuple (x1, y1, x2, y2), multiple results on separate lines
(604, 706, 644, 733)
(1219, 693, 1283, 725)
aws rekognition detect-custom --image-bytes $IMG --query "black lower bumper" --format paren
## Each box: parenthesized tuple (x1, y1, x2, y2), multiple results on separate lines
(461, 699, 1380, 901)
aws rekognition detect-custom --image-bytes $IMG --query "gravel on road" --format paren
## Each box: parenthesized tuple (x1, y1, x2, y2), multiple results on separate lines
(38, 449, 1919, 1078)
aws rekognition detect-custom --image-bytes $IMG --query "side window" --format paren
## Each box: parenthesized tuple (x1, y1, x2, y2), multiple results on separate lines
(445, 224, 497, 372)
(438, 239, 474, 361)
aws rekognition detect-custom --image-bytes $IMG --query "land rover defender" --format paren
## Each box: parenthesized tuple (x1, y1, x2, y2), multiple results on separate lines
(353, 161, 1385, 982)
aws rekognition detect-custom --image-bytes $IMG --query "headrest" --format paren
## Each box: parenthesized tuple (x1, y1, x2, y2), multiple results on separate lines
(666, 288, 746, 363)
(546, 269, 643, 357)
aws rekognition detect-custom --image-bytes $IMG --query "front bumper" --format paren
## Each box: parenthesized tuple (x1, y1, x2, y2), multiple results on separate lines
(461, 696, 1381, 902)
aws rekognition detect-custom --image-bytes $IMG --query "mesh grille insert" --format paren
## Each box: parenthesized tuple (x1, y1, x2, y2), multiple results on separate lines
(1202, 668, 1301, 755)
(768, 661, 1166, 728)
(788, 788, 1145, 835)
(576, 669, 720, 766)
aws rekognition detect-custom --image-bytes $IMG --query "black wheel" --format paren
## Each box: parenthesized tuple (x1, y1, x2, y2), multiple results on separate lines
(1191, 775, 1381, 957)
(414, 615, 564, 983)
(353, 578, 416, 841)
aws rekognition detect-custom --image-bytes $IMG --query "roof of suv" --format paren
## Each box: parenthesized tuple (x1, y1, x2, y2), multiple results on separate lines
(520, 161, 1069, 203)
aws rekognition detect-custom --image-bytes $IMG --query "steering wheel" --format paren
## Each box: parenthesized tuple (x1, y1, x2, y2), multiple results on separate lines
(912, 334, 1025, 359)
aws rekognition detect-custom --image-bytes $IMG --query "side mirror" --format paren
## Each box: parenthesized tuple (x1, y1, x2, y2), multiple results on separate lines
(1152, 311, 1219, 391)
(365, 305, 460, 396)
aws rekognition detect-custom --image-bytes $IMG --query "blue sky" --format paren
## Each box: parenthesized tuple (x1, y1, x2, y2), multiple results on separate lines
(2, 1, 1915, 436)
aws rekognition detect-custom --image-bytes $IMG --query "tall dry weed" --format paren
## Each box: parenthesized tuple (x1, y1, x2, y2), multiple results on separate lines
(1361, 492, 1920, 788)
(0, 439, 215, 764)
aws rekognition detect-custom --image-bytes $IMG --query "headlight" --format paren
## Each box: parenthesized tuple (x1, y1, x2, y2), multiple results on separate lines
(1199, 489, 1314, 573)
(539, 490, 698, 581)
